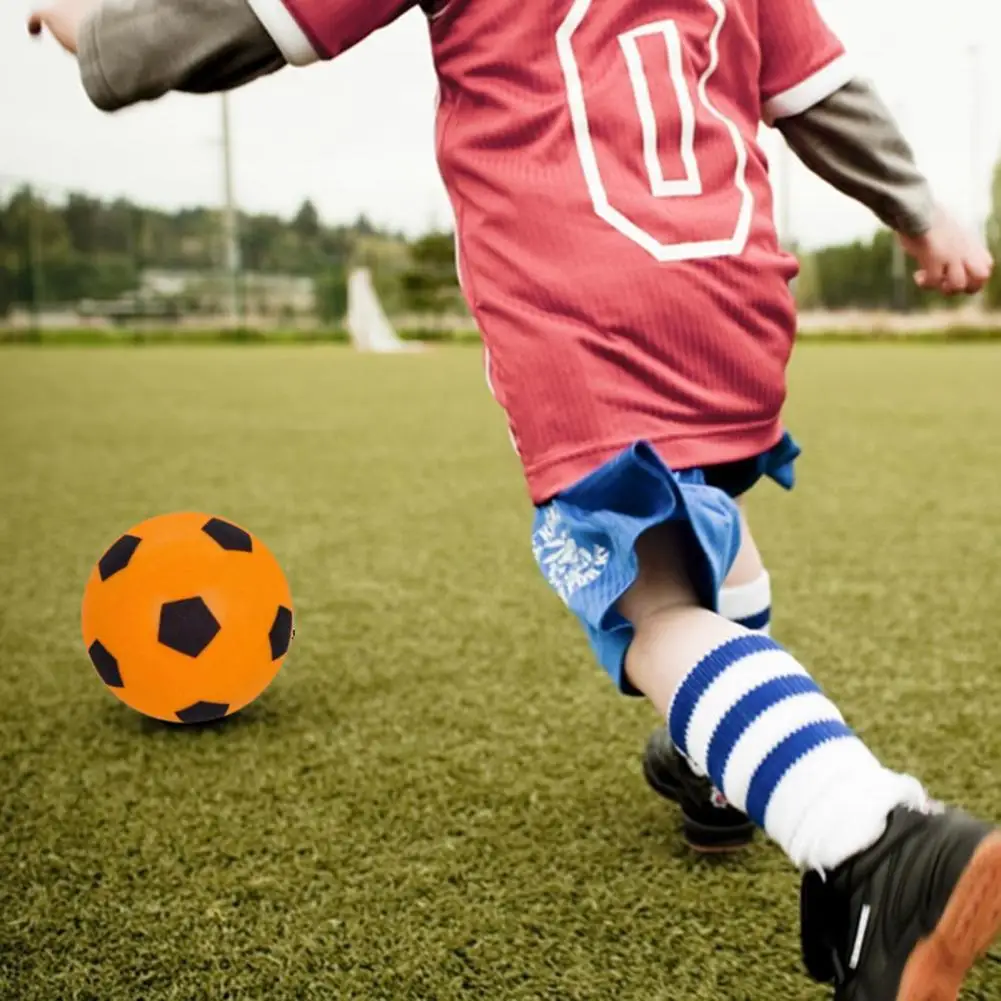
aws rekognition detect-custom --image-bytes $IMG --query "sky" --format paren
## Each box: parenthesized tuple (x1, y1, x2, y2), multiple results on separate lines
(1, 0, 999, 249)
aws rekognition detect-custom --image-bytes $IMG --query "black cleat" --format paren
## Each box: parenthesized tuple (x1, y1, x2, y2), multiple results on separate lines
(642, 725, 755, 853)
(801, 804, 1001, 1000)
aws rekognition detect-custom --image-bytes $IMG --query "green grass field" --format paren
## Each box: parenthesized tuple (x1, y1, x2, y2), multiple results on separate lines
(3, 344, 1001, 1001)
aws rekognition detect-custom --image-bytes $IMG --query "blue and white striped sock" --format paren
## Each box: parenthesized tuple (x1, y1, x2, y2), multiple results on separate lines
(668, 633, 927, 871)
(719, 571, 772, 634)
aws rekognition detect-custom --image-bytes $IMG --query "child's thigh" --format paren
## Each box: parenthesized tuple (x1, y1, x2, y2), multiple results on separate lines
(616, 521, 700, 627)
(626, 496, 765, 600)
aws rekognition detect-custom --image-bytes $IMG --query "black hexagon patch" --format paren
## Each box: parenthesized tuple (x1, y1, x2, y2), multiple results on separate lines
(201, 518, 253, 553)
(269, 606, 293, 660)
(98, 534, 141, 581)
(88, 639, 123, 688)
(158, 597, 221, 658)
(175, 700, 229, 724)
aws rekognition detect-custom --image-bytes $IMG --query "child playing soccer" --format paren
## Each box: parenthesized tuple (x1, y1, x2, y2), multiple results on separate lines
(29, 0, 997, 995)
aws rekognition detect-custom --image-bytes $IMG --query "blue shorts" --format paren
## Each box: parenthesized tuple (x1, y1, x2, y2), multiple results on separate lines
(531, 434, 800, 695)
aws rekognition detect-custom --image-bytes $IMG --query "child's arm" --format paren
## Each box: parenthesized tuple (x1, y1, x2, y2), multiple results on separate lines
(774, 77, 993, 295)
(29, 0, 287, 108)
(756, 0, 992, 295)
(29, 0, 414, 110)
(86, 0, 285, 110)
(775, 79, 931, 240)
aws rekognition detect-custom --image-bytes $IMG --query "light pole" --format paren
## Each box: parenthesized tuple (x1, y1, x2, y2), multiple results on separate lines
(220, 93, 243, 327)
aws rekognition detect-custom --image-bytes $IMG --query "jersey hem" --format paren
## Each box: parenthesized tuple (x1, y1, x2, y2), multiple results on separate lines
(524, 419, 786, 505)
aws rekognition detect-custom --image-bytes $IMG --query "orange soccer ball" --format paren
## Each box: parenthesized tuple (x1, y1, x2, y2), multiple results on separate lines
(81, 512, 294, 723)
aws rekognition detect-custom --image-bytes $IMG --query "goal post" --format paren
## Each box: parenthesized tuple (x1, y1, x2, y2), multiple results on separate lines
(345, 267, 412, 353)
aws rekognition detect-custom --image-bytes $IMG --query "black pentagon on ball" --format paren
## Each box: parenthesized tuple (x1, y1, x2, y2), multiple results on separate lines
(158, 597, 221, 658)
(88, 639, 124, 688)
(269, 605, 293, 661)
(175, 700, 229, 724)
(98, 534, 141, 581)
(201, 517, 253, 553)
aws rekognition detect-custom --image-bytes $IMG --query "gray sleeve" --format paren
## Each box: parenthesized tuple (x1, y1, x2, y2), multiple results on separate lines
(78, 0, 286, 112)
(776, 77, 934, 237)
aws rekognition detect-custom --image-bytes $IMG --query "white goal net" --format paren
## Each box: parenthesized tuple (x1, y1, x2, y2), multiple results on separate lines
(345, 267, 410, 353)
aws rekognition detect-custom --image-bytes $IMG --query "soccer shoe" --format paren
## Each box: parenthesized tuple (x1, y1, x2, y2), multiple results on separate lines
(800, 804, 1001, 1001)
(642, 725, 755, 853)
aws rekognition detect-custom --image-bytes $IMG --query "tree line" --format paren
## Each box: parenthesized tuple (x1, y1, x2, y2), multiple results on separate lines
(0, 188, 461, 322)
(2, 167, 1000, 321)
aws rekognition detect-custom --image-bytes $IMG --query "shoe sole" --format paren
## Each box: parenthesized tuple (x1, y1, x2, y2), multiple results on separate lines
(899, 831, 1001, 1001)
(682, 814, 756, 855)
(642, 756, 755, 854)
(684, 839, 753, 856)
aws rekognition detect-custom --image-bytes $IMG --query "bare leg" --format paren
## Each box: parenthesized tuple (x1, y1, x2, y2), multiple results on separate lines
(724, 502, 765, 588)
(621, 522, 745, 715)
(619, 521, 924, 871)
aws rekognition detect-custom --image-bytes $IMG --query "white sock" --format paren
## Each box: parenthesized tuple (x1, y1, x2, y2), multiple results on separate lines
(719, 571, 771, 634)
(667, 633, 927, 871)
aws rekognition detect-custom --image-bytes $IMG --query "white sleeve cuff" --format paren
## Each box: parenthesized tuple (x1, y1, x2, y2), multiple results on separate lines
(762, 53, 854, 124)
(244, 0, 320, 65)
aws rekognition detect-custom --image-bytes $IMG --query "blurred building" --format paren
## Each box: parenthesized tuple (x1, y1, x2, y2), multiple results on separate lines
(2, 270, 321, 328)
(138, 269, 316, 320)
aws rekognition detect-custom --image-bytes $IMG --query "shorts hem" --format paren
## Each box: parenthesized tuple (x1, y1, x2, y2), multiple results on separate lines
(531, 442, 746, 695)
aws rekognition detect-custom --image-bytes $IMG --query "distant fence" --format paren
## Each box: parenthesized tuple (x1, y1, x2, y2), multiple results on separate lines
(4, 307, 1001, 341)
(797, 308, 1001, 334)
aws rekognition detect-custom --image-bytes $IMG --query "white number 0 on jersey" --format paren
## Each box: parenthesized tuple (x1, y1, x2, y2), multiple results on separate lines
(556, 0, 755, 263)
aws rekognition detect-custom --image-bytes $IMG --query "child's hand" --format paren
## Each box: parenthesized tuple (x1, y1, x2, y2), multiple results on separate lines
(898, 208, 994, 296)
(27, 0, 101, 54)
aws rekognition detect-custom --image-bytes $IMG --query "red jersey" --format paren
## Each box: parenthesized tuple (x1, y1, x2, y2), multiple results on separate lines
(250, 0, 850, 502)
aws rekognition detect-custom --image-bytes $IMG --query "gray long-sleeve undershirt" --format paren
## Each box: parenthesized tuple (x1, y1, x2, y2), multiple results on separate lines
(774, 79, 934, 237)
(76, 0, 934, 237)
(78, 0, 284, 107)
